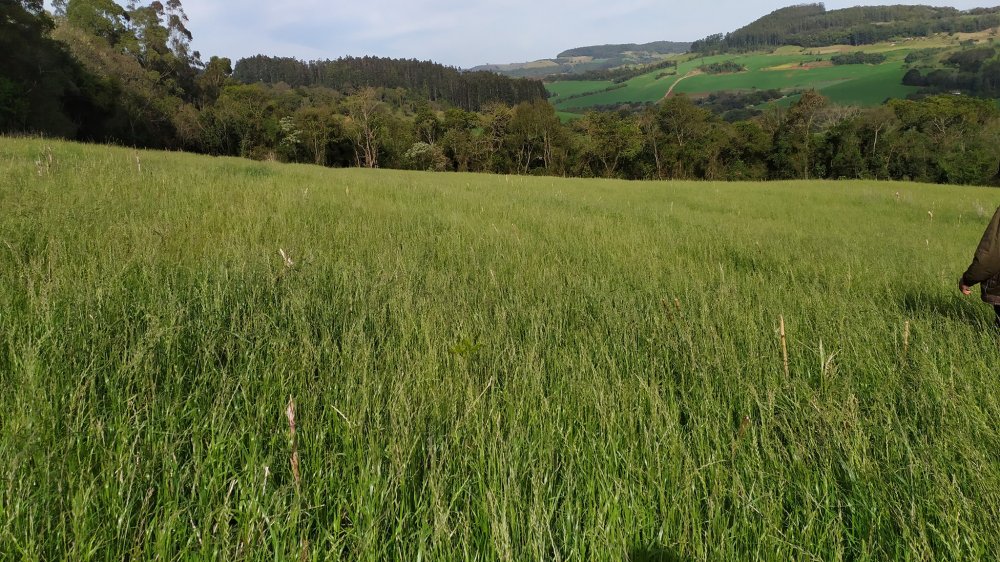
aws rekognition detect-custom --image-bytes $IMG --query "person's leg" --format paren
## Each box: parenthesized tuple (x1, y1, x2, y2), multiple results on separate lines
(995, 305, 1000, 329)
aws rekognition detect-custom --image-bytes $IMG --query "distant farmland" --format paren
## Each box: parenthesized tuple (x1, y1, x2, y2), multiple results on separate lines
(546, 38, 970, 112)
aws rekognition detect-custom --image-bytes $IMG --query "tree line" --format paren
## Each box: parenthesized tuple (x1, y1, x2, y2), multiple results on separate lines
(557, 41, 691, 59)
(693, 4, 1000, 53)
(831, 52, 887, 65)
(232, 56, 545, 112)
(190, 86, 999, 187)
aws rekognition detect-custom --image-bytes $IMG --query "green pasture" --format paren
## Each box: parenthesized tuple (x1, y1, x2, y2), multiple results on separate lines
(2, 138, 1000, 560)
(545, 80, 615, 101)
(818, 62, 921, 106)
(673, 55, 918, 106)
(556, 110, 582, 123)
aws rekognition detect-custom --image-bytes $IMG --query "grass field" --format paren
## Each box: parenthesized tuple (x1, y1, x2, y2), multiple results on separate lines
(545, 34, 998, 111)
(2, 138, 1000, 560)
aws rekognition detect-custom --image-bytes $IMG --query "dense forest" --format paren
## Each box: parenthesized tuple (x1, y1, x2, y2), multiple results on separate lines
(2, 0, 999, 186)
(692, 3, 1000, 53)
(0, 0, 542, 150)
(903, 45, 1000, 96)
(232, 56, 546, 112)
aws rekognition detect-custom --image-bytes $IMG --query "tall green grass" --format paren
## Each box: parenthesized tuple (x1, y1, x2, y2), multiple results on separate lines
(1, 138, 999, 560)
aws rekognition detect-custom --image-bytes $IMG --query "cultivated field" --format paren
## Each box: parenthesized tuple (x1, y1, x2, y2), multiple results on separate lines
(2, 139, 999, 560)
(547, 34, 995, 112)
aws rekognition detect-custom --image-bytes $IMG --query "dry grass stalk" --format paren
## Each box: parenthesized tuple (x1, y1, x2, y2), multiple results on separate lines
(35, 147, 53, 176)
(731, 414, 752, 454)
(286, 395, 301, 488)
(660, 298, 673, 321)
(780, 315, 789, 378)
(279, 248, 294, 269)
(903, 320, 911, 357)
(738, 415, 751, 438)
(299, 538, 310, 562)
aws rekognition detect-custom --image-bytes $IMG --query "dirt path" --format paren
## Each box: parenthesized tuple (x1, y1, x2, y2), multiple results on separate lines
(661, 70, 703, 101)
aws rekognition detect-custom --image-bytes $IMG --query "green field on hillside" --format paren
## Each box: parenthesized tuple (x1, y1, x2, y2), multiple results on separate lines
(544, 79, 615, 100)
(2, 139, 1000, 560)
(545, 36, 992, 111)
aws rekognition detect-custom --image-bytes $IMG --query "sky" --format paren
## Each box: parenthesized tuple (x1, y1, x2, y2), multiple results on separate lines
(77, 1, 1000, 68)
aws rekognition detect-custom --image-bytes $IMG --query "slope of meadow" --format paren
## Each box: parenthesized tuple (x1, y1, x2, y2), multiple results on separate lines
(1, 139, 999, 560)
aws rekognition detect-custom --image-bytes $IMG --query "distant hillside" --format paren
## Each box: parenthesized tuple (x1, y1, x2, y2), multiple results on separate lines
(692, 3, 1000, 53)
(233, 55, 546, 111)
(557, 41, 691, 58)
(470, 41, 691, 79)
(547, 26, 1000, 117)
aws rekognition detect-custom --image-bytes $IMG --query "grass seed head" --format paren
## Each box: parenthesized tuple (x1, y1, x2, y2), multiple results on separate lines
(287, 395, 301, 487)
(286, 395, 296, 436)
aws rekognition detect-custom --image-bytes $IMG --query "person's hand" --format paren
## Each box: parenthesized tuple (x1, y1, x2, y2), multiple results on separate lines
(960, 279, 972, 295)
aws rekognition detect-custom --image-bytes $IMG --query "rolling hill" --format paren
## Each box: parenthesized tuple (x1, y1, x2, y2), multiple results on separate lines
(691, 3, 1000, 53)
(469, 40, 690, 79)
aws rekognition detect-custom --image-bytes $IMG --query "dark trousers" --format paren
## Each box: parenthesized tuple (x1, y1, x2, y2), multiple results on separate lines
(996, 306, 1000, 328)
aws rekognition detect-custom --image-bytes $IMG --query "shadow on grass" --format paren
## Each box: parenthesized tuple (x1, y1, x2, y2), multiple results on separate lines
(628, 546, 688, 562)
(898, 287, 995, 326)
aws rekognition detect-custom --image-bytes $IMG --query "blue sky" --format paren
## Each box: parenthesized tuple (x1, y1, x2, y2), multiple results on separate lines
(97, 1, 1000, 68)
